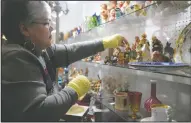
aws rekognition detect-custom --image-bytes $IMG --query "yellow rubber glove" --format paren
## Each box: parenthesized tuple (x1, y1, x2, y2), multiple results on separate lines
(67, 75, 90, 100)
(102, 34, 127, 49)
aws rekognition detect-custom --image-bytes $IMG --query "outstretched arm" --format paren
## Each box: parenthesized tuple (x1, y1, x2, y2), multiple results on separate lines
(48, 40, 104, 67)
(47, 34, 127, 68)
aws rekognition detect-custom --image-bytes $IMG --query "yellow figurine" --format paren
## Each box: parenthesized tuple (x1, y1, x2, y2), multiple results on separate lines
(118, 51, 125, 65)
(140, 34, 147, 46)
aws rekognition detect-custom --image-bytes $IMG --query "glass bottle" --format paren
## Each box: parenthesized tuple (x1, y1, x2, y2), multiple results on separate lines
(144, 80, 162, 113)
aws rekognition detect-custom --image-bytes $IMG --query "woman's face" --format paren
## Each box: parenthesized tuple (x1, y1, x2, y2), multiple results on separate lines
(20, 2, 54, 49)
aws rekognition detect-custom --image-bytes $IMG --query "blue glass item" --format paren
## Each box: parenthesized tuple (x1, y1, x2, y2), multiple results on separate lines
(94, 13, 101, 26)
(115, 8, 123, 19)
(77, 26, 81, 35)
(130, 5, 134, 10)
(92, 13, 98, 27)
(58, 76, 63, 84)
(64, 67, 69, 84)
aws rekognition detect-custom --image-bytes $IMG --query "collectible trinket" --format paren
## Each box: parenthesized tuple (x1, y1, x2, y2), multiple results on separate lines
(164, 42, 174, 60)
(109, 9, 116, 21)
(152, 36, 163, 54)
(115, 8, 123, 19)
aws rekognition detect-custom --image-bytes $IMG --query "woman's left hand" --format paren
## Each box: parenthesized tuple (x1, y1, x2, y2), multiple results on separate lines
(102, 34, 128, 49)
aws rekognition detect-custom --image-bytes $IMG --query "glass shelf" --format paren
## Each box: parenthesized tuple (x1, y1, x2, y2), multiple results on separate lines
(94, 96, 148, 122)
(62, 1, 191, 44)
(74, 61, 191, 85)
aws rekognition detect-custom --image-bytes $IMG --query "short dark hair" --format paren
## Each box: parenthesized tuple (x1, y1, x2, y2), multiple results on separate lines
(2, 0, 29, 44)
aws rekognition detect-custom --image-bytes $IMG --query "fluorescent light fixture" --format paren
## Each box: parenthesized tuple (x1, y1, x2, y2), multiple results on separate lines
(67, 1, 78, 4)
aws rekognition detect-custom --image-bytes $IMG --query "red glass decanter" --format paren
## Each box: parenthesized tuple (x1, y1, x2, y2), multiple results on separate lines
(144, 80, 162, 112)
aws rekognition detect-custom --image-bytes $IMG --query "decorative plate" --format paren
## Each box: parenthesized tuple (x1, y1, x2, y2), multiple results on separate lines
(174, 22, 191, 64)
(128, 62, 190, 72)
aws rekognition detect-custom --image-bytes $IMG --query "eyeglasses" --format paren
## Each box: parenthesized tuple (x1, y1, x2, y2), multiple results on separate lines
(32, 21, 51, 27)
(31, 20, 56, 29)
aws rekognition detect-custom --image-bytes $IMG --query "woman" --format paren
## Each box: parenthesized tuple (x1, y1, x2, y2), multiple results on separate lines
(2, 1, 127, 121)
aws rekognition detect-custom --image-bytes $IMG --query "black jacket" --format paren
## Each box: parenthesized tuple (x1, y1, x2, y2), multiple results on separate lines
(1, 40, 104, 121)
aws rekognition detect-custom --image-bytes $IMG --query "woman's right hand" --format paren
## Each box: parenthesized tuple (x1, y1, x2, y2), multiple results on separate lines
(102, 34, 128, 49)
(67, 75, 90, 100)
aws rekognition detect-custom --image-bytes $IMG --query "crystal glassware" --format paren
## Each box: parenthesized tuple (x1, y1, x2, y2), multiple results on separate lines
(128, 91, 142, 120)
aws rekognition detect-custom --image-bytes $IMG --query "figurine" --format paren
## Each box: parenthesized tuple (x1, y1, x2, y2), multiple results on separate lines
(112, 48, 120, 65)
(117, 49, 125, 65)
(134, 36, 141, 51)
(85, 68, 89, 77)
(118, 1, 125, 15)
(104, 56, 111, 64)
(109, 1, 117, 10)
(118, 1, 124, 9)
(100, 4, 108, 23)
(111, 56, 118, 65)
(72, 28, 78, 38)
(100, 10, 108, 23)
(141, 43, 151, 62)
(151, 51, 164, 62)
(109, 9, 116, 21)
(79, 69, 83, 75)
(140, 34, 151, 62)
(152, 36, 163, 54)
(164, 42, 174, 60)
(130, 44, 137, 60)
(101, 3, 107, 11)
(133, 4, 142, 16)
(124, 45, 131, 64)
(136, 51, 143, 62)
(122, 1, 131, 14)
(115, 8, 123, 19)
(94, 53, 101, 61)
(140, 33, 149, 47)
(77, 26, 82, 35)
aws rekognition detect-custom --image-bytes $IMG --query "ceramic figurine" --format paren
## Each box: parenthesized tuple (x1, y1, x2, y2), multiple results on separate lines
(141, 42, 151, 62)
(122, 1, 131, 14)
(72, 28, 78, 38)
(111, 56, 118, 65)
(133, 4, 142, 16)
(118, 1, 125, 13)
(115, 8, 123, 19)
(151, 51, 163, 62)
(124, 45, 131, 64)
(140, 33, 149, 47)
(104, 56, 111, 64)
(109, 9, 116, 21)
(118, 1, 124, 9)
(79, 69, 83, 75)
(109, 1, 117, 10)
(117, 49, 125, 65)
(164, 42, 174, 60)
(130, 44, 137, 60)
(152, 36, 163, 54)
(136, 51, 143, 62)
(100, 10, 108, 23)
(134, 36, 141, 51)
(94, 53, 101, 61)
(85, 68, 89, 77)
(77, 26, 82, 35)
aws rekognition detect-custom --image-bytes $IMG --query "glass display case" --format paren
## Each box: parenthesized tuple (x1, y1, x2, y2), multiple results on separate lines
(61, 1, 191, 122)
